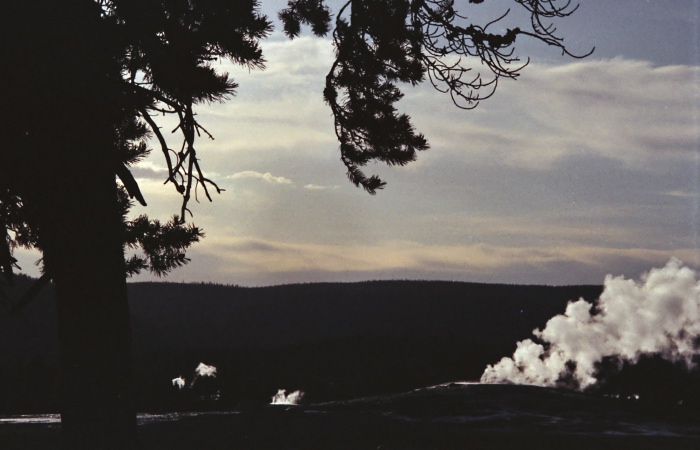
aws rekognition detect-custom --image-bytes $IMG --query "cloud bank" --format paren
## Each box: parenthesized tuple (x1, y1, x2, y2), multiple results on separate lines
(11, 32, 694, 288)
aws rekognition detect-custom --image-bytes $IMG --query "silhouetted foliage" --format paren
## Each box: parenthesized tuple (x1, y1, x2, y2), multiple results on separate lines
(278, 0, 332, 37)
(99, 0, 273, 222)
(1, 186, 203, 286)
(283, 0, 592, 192)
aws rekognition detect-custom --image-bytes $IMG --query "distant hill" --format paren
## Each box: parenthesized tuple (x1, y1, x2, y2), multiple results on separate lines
(0, 277, 602, 412)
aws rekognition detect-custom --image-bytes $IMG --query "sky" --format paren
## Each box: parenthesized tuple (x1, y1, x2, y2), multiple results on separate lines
(18, 0, 700, 286)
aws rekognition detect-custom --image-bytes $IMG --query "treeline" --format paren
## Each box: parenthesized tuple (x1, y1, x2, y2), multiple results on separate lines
(1, 277, 603, 412)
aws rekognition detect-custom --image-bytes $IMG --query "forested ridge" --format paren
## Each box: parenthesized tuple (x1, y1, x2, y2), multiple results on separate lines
(1, 278, 601, 412)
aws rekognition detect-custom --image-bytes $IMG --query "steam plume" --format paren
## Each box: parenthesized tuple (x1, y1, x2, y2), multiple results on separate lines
(481, 259, 700, 389)
(189, 362, 217, 388)
(271, 389, 305, 405)
(172, 376, 186, 390)
(195, 362, 217, 378)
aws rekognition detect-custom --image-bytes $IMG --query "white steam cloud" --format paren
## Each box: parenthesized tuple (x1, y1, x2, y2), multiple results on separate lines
(172, 376, 186, 390)
(481, 259, 700, 389)
(182, 362, 217, 389)
(195, 362, 217, 378)
(171, 363, 219, 389)
(271, 389, 305, 405)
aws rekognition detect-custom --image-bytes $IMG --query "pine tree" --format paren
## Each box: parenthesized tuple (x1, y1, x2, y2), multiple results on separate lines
(1, 1, 269, 447)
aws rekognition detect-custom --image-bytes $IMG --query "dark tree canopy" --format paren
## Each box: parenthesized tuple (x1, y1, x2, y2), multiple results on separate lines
(1, 0, 273, 285)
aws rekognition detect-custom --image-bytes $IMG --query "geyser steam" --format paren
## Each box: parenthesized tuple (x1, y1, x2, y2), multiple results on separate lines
(171, 362, 218, 390)
(195, 362, 217, 378)
(172, 376, 186, 390)
(190, 362, 217, 388)
(481, 259, 700, 389)
(271, 389, 305, 405)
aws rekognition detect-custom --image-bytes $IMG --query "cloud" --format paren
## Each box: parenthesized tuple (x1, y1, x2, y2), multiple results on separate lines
(181, 34, 337, 158)
(402, 59, 700, 169)
(304, 184, 337, 190)
(228, 171, 293, 185)
(664, 190, 700, 199)
(121, 35, 699, 288)
(130, 160, 169, 180)
(163, 235, 700, 286)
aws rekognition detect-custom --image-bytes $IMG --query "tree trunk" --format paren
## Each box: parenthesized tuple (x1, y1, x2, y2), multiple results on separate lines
(3, 1, 138, 447)
(36, 162, 137, 449)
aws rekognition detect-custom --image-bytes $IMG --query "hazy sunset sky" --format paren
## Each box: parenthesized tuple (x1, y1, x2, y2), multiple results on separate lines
(18, 0, 700, 286)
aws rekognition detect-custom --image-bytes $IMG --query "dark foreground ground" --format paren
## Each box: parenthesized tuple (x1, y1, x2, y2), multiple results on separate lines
(2, 411, 699, 450)
(4, 381, 700, 450)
